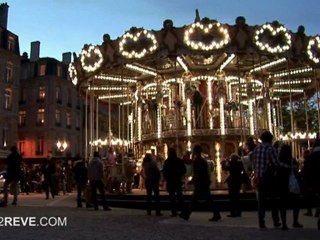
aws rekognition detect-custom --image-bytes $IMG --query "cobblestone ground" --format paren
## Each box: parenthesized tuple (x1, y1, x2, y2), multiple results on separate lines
(0, 193, 319, 240)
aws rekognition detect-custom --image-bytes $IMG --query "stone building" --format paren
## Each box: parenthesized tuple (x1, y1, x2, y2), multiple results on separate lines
(18, 41, 82, 162)
(0, 3, 20, 153)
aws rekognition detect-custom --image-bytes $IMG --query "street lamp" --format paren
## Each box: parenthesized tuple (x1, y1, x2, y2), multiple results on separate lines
(56, 140, 68, 152)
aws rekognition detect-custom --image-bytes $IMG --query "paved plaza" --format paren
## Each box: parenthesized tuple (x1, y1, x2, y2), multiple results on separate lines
(0, 193, 319, 240)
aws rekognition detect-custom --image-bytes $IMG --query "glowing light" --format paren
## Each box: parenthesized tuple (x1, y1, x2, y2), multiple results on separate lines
(267, 102, 272, 133)
(186, 98, 192, 136)
(177, 56, 189, 72)
(95, 74, 137, 83)
(207, 78, 213, 129)
(219, 54, 235, 70)
(248, 99, 254, 135)
(119, 30, 158, 59)
(125, 64, 157, 76)
(279, 132, 317, 140)
(184, 21, 230, 51)
(137, 106, 142, 141)
(254, 24, 291, 53)
(272, 67, 313, 78)
(307, 36, 320, 64)
(273, 79, 312, 85)
(68, 63, 78, 85)
(56, 140, 68, 152)
(157, 107, 162, 139)
(250, 58, 286, 72)
(272, 89, 304, 93)
(219, 97, 225, 135)
(215, 143, 222, 183)
(187, 140, 192, 152)
(80, 45, 103, 72)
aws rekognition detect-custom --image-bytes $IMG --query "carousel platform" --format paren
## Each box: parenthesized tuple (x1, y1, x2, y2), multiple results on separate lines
(102, 189, 258, 211)
(98, 189, 310, 211)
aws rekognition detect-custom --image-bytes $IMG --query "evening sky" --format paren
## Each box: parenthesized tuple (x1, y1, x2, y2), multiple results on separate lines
(4, 0, 320, 61)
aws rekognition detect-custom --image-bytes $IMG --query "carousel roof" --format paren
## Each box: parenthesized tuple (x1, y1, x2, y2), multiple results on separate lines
(69, 16, 320, 104)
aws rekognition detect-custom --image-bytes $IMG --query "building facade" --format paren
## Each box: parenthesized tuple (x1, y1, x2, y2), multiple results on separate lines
(0, 3, 20, 155)
(19, 42, 82, 162)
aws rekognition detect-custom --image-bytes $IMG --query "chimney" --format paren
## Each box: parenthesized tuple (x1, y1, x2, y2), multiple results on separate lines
(62, 52, 72, 65)
(0, 3, 9, 29)
(30, 41, 40, 62)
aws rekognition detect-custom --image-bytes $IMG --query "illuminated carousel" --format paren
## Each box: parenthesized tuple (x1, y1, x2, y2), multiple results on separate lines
(69, 15, 320, 185)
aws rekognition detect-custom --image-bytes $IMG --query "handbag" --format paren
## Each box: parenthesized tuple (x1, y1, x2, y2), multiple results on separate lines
(289, 169, 300, 194)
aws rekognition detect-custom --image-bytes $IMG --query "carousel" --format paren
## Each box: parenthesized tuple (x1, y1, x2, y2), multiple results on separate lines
(68, 14, 320, 187)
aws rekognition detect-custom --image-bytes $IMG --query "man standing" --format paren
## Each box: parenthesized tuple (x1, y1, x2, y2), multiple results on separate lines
(0, 145, 22, 206)
(180, 144, 221, 221)
(251, 131, 282, 229)
(163, 147, 186, 217)
(73, 155, 88, 208)
(87, 151, 111, 211)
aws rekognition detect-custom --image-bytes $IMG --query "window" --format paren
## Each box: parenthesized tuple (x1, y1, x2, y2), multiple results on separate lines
(2, 128, 8, 148)
(39, 64, 46, 76)
(18, 137, 25, 155)
(36, 136, 44, 155)
(76, 96, 81, 109)
(4, 89, 12, 110)
(37, 108, 45, 125)
(19, 111, 26, 127)
(67, 89, 72, 106)
(55, 109, 61, 126)
(76, 113, 80, 130)
(19, 88, 26, 105)
(6, 62, 13, 83)
(66, 112, 71, 128)
(8, 36, 15, 51)
(57, 65, 62, 77)
(38, 86, 46, 101)
(56, 86, 62, 103)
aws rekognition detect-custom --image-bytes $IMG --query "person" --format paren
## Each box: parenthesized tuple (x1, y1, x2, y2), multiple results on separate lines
(0, 145, 22, 206)
(179, 144, 221, 221)
(20, 162, 30, 195)
(251, 131, 286, 229)
(87, 151, 111, 211)
(192, 86, 203, 129)
(291, 157, 304, 228)
(142, 153, 162, 216)
(41, 155, 57, 199)
(73, 156, 88, 208)
(162, 147, 186, 217)
(224, 153, 245, 217)
(303, 139, 320, 230)
(301, 148, 317, 217)
(273, 143, 294, 230)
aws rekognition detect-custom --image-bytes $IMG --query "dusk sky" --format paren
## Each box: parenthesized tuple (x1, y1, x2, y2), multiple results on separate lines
(4, 0, 320, 61)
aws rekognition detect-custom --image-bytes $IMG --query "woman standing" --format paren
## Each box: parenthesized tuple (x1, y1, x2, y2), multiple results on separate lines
(276, 144, 303, 230)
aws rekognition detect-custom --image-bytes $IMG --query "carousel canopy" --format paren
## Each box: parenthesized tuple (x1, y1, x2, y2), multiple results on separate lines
(69, 16, 320, 105)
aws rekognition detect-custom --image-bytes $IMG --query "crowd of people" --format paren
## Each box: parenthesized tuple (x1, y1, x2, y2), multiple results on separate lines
(0, 132, 319, 230)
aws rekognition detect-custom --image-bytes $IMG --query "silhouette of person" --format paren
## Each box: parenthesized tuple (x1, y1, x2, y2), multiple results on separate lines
(224, 153, 245, 217)
(142, 153, 162, 216)
(0, 145, 22, 206)
(192, 86, 203, 129)
(162, 147, 186, 216)
(179, 144, 221, 221)
(87, 151, 111, 211)
(73, 155, 88, 208)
